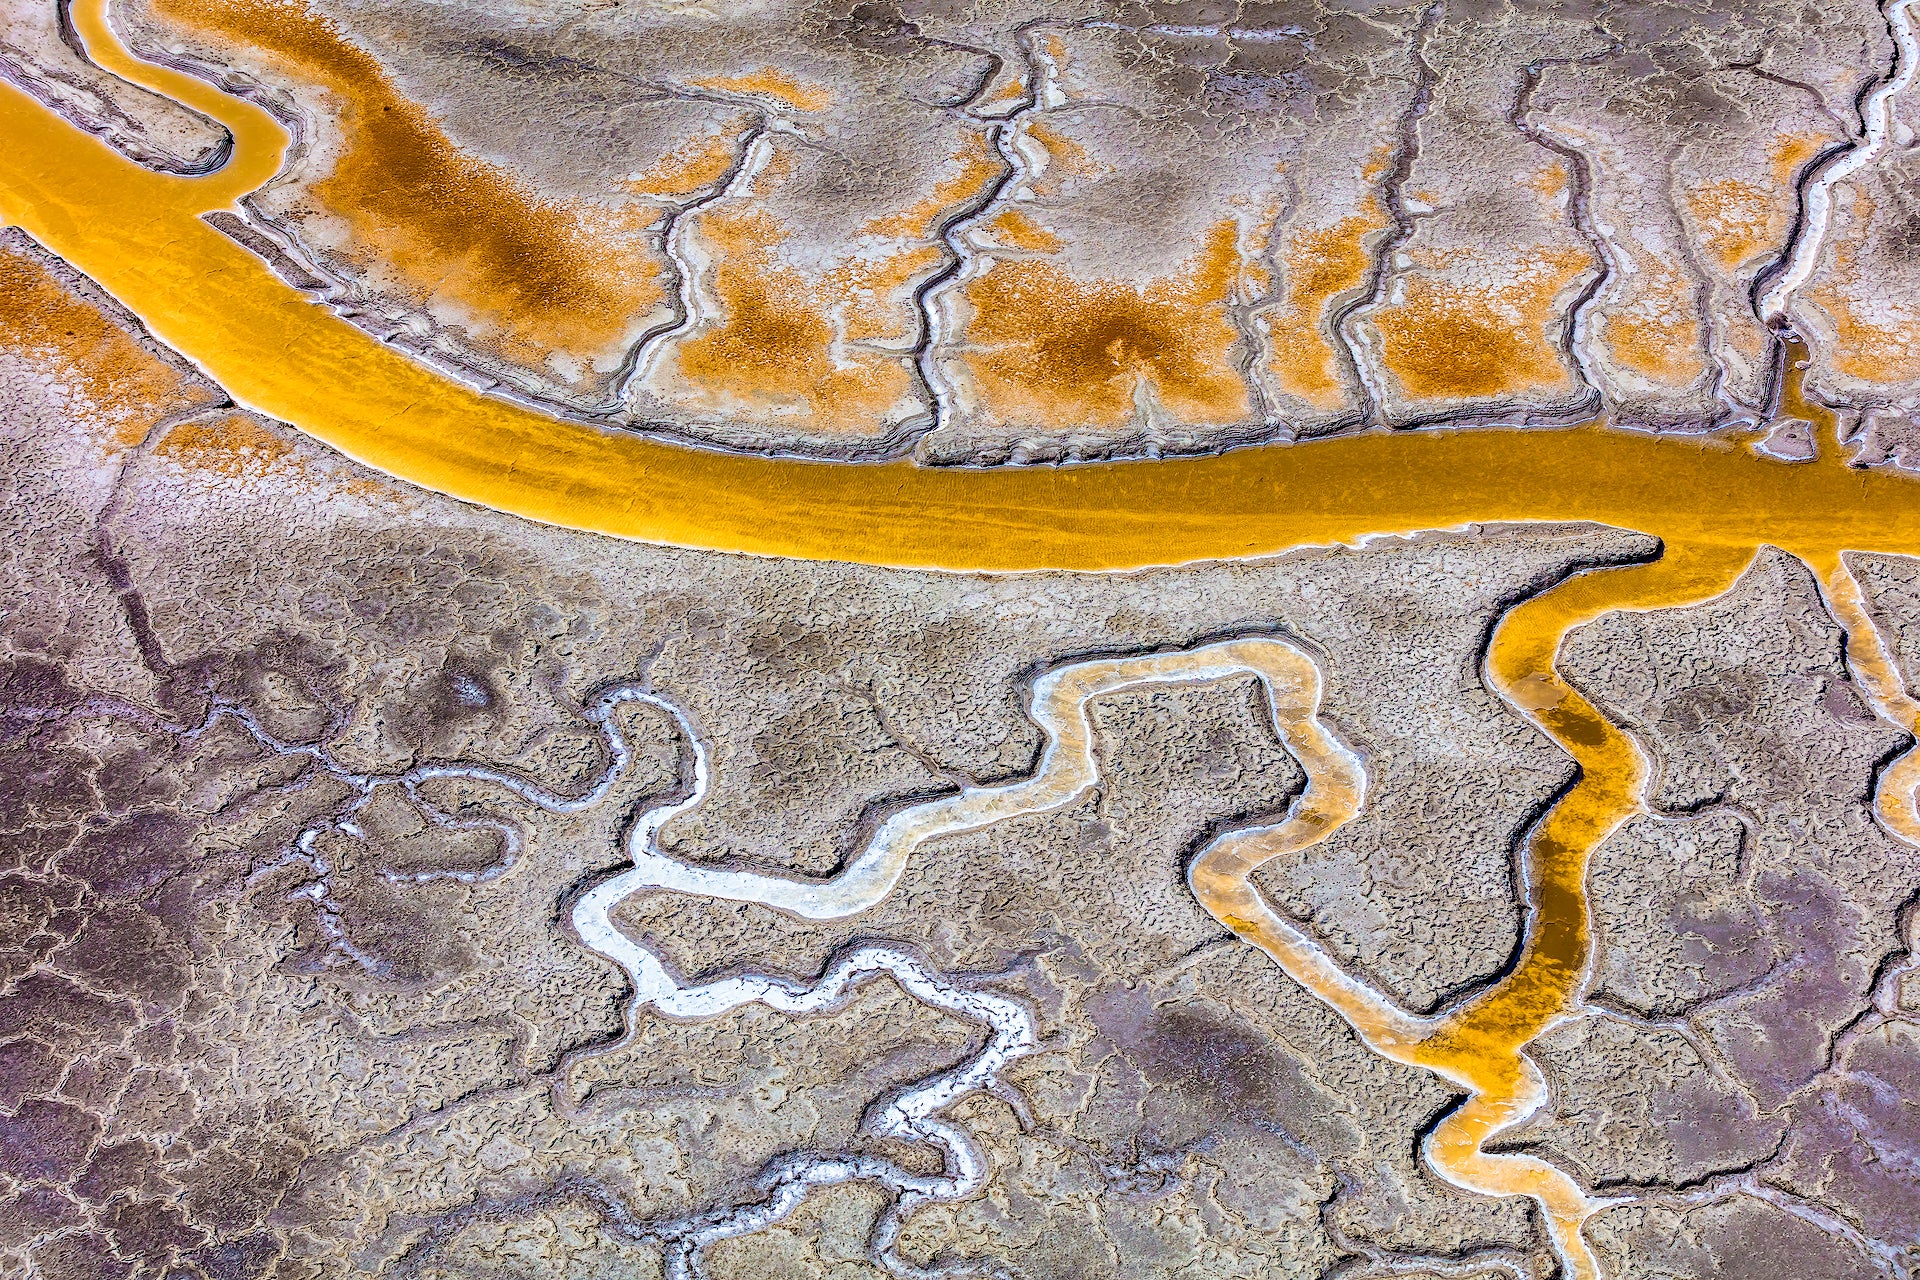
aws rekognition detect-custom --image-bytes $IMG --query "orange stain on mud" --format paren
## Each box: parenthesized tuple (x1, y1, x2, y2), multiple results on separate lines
(864, 141, 998, 238)
(1023, 118, 1098, 195)
(626, 121, 755, 200)
(1370, 248, 1592, 403)
(1265, 201, 1388, 410)
(1811, 292, 1920, 386)
(1596, 260, 1708, 387)
(0, 237, 215, 450)
(956, 219, 1251, 429)
(153, 410, 398, 503)
(984, 76, 1026, 105)
(863, 137, 1001, 238)
(1531, 160, 1570, 203)
(827, 247, 943, 345)
(154, 409, 293, 475)
(1688, 133, 1830, 272)
(145, 0, 666, 374)
(664, 207, 917, 427)
(1802, 191, 1920, 386)
(983, 208, 1063, 252)
(690, 67, 834, 114)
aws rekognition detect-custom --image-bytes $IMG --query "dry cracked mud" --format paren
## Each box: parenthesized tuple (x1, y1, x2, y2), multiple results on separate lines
(5, 2, 1920, 1277)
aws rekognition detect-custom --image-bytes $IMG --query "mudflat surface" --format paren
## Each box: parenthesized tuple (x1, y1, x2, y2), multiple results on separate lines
(4, 4, 1920, 1278)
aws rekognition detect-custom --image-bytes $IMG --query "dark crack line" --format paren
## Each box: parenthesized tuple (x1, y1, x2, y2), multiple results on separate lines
(1507, 40, 1623, 426)
(1750, 0, 1912, 333)
(1330, 1, 1440, 430)
(607, 115, 772, 413)
(1316, 1166, 1539, 1280)
(1657, 139, 1741, 419)
(89, 401, 234, 697)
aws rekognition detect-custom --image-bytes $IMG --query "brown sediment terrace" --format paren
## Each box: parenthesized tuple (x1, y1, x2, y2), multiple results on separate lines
(136, 0, 669, 378)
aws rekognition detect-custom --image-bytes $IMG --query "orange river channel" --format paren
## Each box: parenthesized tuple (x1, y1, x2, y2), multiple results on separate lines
(5, 4, 1919, 1276)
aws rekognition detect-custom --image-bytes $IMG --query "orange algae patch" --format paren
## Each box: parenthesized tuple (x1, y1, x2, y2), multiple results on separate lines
(985, 209, 1063, 252)
(146, 0, 665, 372)
(1601, 307, 1704, 385)
(1596, 260, 1707, 386)
(690, 68, 833, 113)
(1038, 32, 1071, 73)
(1370, 248, 1592, 404)
(827, 248, 943, 345)
(666, 208, 916, 424)
(653, 129, 999, 429)
(1817, 306, 1920, 385)
(864, 137, 1001, 237)
(1531, 161, 1570, 203)
(626, 120, 754, 200)
(1265, 200, 1388, 410)
(154, 410, 294, 476)
(1795, 187, 1920, 386)
(956, 219, 1251, 428)
(153, 409, 398, 502)
(1025, 120, 1091, 168)
(1688, 134, 1829, 271)
(985, 77, 1027, 105)
(0, 239, 214, 450)
(1023, 118, 1098, 196)
(1807, 275, 1920, 386)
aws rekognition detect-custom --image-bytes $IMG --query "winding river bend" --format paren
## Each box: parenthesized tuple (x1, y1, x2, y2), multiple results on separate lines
(8, 4, 1920, 1275)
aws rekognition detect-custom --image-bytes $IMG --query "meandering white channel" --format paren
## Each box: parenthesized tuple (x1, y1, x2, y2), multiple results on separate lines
(1759, 0, 1920, 325)
(562, 638, 1438, 1277)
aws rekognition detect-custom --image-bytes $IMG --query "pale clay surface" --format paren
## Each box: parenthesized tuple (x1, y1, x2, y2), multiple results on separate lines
(6, 2, 1920, 1277)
